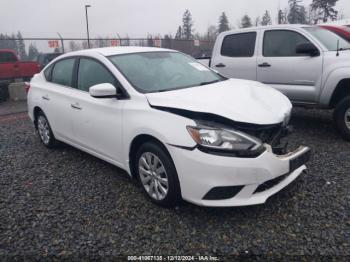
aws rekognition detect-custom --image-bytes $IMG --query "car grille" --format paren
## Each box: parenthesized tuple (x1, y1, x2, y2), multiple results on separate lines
(254, 173, 289, 193)
(203, 186, 244, 200)
(240, 124, 285, 144)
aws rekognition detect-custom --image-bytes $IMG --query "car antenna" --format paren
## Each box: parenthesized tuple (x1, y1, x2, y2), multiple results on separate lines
(336, 39, 340, 57)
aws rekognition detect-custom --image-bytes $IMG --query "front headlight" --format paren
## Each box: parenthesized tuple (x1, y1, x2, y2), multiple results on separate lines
(187, 125, 262, 152)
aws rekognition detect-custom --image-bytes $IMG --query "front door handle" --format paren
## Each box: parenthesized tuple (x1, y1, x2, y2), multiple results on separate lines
(42, 95, 50, 101)
(258, 62, 271, 68)
(215, 63, 226, 68)
(71, 103, 82, 110)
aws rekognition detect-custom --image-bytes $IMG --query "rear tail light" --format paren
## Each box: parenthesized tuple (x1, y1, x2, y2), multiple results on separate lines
(24, 82, 31, 94)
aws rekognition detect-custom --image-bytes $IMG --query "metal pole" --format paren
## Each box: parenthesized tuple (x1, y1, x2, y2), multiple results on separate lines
(57, 32, 65, 53)
(85, 5, 91, 48)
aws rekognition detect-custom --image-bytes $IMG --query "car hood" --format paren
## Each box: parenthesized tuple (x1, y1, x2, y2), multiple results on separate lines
(145, 79, 292, 125)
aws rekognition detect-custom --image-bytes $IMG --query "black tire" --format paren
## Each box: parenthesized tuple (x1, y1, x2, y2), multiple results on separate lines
(35, 111, 58, 148)
(135, 141, 182, 207)
(334, 96, 350, 141)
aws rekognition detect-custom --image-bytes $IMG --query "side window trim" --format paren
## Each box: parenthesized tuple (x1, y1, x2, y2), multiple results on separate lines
(44, 65, 53, 82)
(76, 55, 129, 99)
(72, 57, 79, 89)
(262, 29, 317, 57)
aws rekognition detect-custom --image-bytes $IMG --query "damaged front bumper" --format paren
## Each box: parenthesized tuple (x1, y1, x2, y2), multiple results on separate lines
(168, 142, 311, 207)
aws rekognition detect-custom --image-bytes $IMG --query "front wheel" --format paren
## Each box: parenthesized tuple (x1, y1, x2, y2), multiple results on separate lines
(334, 96, 350, 141)
(135, 142, 182, 207)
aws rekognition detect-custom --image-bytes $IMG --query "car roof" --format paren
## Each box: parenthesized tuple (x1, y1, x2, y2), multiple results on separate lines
(65, 46, 176, 57)
(221, 24, 311, 34)
(0, 49, 17, 54)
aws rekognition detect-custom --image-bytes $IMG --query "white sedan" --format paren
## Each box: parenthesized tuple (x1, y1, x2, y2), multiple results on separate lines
(27, 47, 310, 207)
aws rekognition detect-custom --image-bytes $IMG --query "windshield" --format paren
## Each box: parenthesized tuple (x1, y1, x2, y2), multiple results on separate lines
(304, 27, 350, 51)
(109, 52, 224, 93)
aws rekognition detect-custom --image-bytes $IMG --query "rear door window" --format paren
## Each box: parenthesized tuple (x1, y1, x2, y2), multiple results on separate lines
(221, 32, 257, 57)
(51, 58, 75, 87)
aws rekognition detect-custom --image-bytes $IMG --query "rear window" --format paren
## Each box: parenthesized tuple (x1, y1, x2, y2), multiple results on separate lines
(221, 32, 257, 57)
(51, 58, 75, 87)
(0, 51, 17, 63)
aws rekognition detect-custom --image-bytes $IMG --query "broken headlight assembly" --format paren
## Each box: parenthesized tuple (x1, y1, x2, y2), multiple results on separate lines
(187, 125, 264, 156)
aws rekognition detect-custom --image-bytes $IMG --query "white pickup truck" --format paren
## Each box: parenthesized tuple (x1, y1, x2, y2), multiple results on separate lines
(198, 25, 350, 140)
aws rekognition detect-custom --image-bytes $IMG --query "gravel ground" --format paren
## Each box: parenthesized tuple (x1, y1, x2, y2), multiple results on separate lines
(0, 109, 349, 259)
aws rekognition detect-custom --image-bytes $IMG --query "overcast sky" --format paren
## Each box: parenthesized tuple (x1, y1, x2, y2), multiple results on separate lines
(1, 0, 350, 38)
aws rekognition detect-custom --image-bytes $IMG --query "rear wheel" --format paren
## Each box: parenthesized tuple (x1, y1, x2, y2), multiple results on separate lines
(36, 111, 58, 148)
(334, 96, 350, 141)
(135, 142, 181, 207)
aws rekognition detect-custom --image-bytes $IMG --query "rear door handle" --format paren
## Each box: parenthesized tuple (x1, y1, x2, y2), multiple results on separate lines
(215, 63, 226, 68)
(258, 62, 271, 68)
(42, 95, 50, 101)
(71, 103, 82, 110)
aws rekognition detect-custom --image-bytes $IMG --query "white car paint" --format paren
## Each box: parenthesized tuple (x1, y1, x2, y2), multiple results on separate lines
(146, 78, 292, 125)
(28, 47, 309, 207)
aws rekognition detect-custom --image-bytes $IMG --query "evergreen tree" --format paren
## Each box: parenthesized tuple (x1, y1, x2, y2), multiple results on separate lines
(255, 17, 261, 26)
(16, 31, 27, 60)
(95, 37, 108, 48)
(206, 25, 218, 41)
(241, 15, 252, 28)
(278, 9, 287, 24)
(82, 40, 89, 49)
(175, 26, 183, 39)
(0, 33, 18, 51)
(162, 34, 172, 48)
(261, 11, 272, 26)
(124, 35, 130, 46)
(311, 0, 338, 23)
(27, 43, 39, 60)
(11, 33, 18, 53)
(147, 35, 154, 47)
(182, 9, 194, 40)
(69, 41, 79, 51)
(288, 0, 307, 24)
(218, 12, 230, 33)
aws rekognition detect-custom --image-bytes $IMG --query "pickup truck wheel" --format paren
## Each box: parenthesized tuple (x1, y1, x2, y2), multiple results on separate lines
(36, 112, 58, 148)
(135, 142, 182, 207)
(334, 96, 350, 141)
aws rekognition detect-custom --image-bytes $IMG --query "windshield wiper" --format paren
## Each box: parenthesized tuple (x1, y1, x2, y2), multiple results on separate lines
(199, 79, 221, 86)
(148, 89, 171, 93)
(339, 48, 350, 51)
(148, 79, 223, 93)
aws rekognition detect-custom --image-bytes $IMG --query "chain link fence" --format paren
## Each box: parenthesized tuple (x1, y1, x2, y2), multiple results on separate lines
(0, 37, 214, 60)
(0, 37, 214, 101)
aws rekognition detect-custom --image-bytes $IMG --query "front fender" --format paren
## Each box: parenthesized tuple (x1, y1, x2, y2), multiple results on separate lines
(122, 102, 196, 173)
(320, 67, 350, 107)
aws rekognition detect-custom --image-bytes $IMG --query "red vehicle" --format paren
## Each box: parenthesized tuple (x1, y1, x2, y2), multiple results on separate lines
(320, 25, 350, 42)
(0, 49, 40, 83)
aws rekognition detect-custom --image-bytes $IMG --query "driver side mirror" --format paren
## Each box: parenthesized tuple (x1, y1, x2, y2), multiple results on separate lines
(89, 83, 117, 98)
(296, 43, 320, 57)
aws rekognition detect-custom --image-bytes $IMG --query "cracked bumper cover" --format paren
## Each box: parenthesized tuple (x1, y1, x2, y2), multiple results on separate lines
(168, 144, 310, 207)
